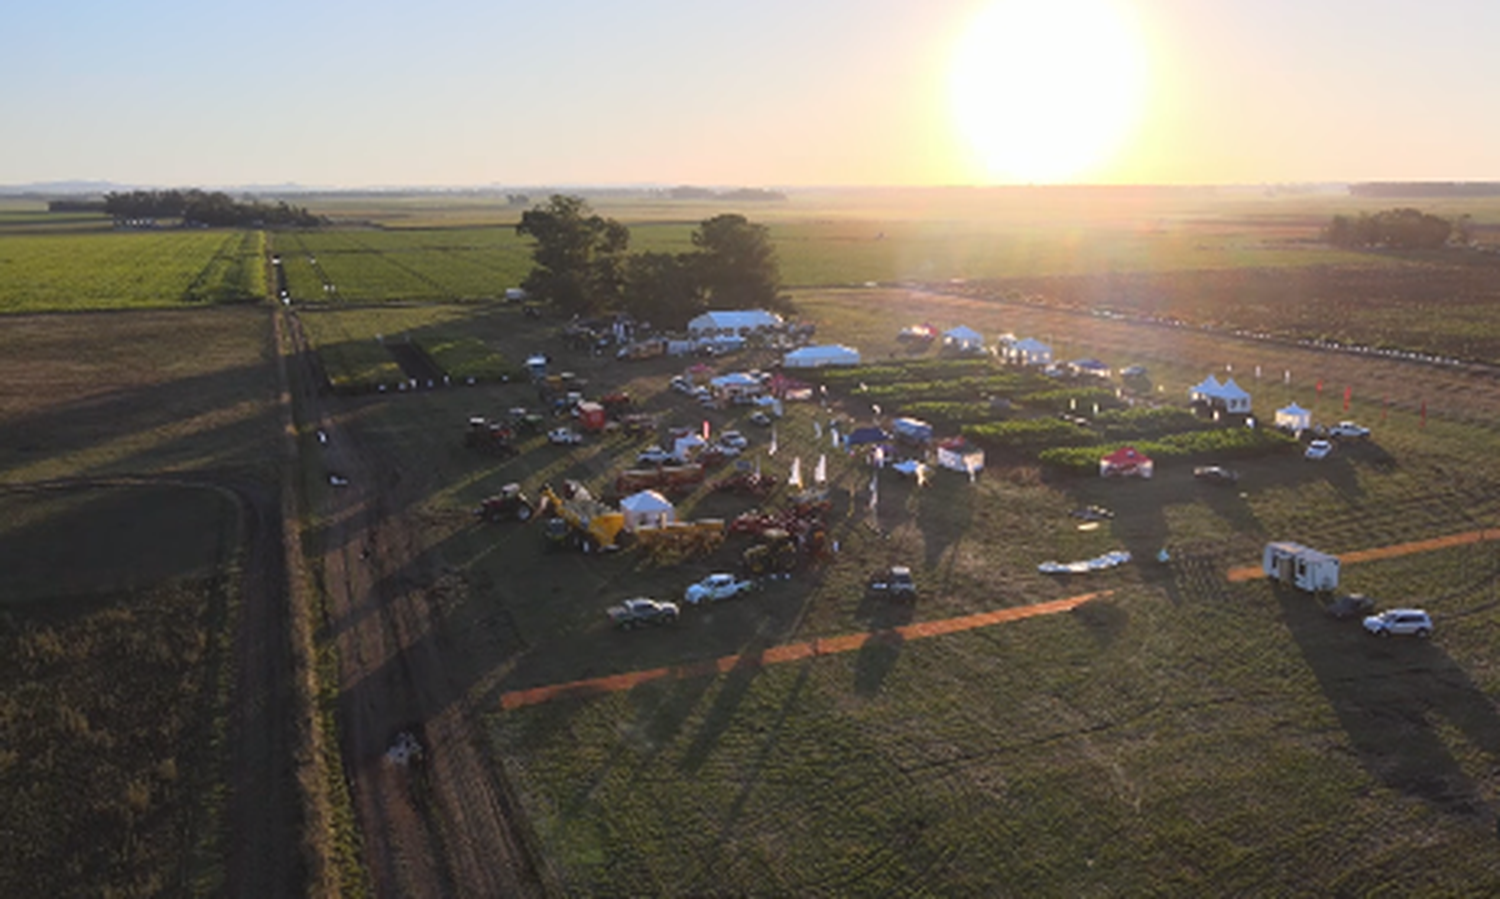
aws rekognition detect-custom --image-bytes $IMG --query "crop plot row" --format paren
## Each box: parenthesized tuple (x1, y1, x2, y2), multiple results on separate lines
(294, 304, 519, 391)
(0, 230, 263, 312)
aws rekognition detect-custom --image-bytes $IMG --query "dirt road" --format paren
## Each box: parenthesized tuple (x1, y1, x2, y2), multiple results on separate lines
(279, 310, 545, 898)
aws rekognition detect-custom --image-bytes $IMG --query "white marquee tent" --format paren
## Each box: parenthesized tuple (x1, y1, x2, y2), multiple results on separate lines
(1274, 402, 1311, 431)
(619, 490, 676, 531)
(783, 344, 861, 368)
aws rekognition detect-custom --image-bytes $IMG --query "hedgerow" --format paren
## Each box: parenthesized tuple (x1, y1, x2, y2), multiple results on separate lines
(1037, 427, 1297, 473)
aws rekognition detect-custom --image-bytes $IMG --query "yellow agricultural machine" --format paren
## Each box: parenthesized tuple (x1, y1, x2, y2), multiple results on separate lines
(634, 519, 726, 566)
(537, 483, 626, 553)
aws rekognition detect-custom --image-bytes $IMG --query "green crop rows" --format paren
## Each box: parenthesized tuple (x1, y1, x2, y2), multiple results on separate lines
(0, 230, 265, 313)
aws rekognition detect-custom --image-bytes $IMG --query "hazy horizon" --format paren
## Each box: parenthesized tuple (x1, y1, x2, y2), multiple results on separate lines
(6, 0, 1498, 189)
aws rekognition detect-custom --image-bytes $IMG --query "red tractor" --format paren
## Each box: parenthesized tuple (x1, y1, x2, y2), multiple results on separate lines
(465, 417, 518, 457)
(476, 483, 535, 522)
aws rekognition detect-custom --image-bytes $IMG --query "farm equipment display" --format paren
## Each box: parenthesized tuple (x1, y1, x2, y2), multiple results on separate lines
(476, 483, 535, 522)
(634, 519, 726, 565)
(537, 483, 626, 552)
(614, 464, 705, 499)
(464, 416, 517, 457)
(713, 470, 779, 496)
(730, 489, 832, 564)
(743, 528, 800, 576)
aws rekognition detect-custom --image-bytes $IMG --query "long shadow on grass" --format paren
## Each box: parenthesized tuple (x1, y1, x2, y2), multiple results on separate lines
(1278, 589, 1500, 819)
(914, 473, 974, 576)
(851, 589, 916, 697)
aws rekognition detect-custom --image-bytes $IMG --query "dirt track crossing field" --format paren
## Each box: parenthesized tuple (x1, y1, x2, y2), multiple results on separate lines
(499, 591, 1108, 711)
(280, 311, 545, 898)
(1226, 528, 1500, 582)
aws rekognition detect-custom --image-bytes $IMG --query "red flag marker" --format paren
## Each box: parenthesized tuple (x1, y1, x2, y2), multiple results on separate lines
(1420, 400, 1427, 428)
(1343, 385, 1351, 412)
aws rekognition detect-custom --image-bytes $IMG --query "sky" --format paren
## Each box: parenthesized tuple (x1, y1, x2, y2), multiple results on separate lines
(3, 0, 1498, 188)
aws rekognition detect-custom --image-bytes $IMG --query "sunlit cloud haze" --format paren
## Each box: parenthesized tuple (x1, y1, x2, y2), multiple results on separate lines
(3, 0, 1498, 187)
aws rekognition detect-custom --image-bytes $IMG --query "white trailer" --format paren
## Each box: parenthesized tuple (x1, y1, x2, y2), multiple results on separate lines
(1262, 541, 1340, 592)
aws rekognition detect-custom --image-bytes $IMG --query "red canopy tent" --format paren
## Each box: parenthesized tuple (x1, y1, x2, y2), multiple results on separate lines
(1100, 445, 1154, 479)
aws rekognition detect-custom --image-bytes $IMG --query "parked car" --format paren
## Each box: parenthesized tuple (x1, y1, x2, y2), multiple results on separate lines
(1193, 465, 1240, 485)
(719, 430, 749, 449)
(1070, 505, 1114, 521)
(547, 427, 583, 445)
(607, 597, 680, 629)
(1362, 608, 1433, 638)
(1305, 439, 1334, 460)
(867, 566, 917, 601)
(1329, 421, 1372, 439)
(684, 573, 756, 605)
(670, 376, 694, 395)
(748, 411, 773, 427)
(636, 446, 680, 466)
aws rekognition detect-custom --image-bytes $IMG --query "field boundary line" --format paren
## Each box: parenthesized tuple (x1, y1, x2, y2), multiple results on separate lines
(499, 591, 1109, 711)
(1226, 528, 1500, 582)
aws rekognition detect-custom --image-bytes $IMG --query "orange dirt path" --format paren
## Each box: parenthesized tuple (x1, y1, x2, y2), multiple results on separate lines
(1226, 528, 1500, 583)
(499, 591, 1111, 711)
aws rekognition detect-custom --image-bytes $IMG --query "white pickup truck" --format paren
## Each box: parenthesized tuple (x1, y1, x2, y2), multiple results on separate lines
(1328, 421, 1371, 439)
(683, 573, 755, 605)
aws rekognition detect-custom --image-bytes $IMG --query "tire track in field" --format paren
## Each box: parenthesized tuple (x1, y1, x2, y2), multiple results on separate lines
(1226, 528, 1500, 582)
(498, 591, 1109, 711)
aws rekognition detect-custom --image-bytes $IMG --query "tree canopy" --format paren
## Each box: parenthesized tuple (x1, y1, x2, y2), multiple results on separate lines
(1325, 208, 1453, 250)
(103, 190, 324, 227)
(515, 197, 791, 326)
(515, 195, 631, 317)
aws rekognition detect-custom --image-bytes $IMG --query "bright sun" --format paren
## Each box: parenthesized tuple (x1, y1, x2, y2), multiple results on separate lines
(950, 0, 1147, 184)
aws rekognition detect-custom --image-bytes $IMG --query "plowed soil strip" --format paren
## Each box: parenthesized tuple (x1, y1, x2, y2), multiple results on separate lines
(1226, 528, 1500, 582)
(499, 591, 1109, 711)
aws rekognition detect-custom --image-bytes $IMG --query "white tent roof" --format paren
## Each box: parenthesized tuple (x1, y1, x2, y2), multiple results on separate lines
(1192, 374, 1225, 396)
(1278, 402, 1309, 416)
(710, 372, 761, 388)
(943, 325, 984, 343)
(783, 344, 861, 367)
(1219, 377, 1251, 400)
(620, 490, 674, 513)
(688, 310, 784, 332)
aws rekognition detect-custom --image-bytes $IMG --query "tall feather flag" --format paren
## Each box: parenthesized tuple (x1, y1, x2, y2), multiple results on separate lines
(1283, 369, 1291, 386)
(869, 469, 879, 513)
(831, 424, 840, 448)
(872, 445, 885, 469)
(789, 456, 803, 489)
(769, 425, 778, 456)
(814, 421, 822, 439)
(1343, 386, 1351, 412)
(814, 454, 827, 485)
(702, 419, 710, 441)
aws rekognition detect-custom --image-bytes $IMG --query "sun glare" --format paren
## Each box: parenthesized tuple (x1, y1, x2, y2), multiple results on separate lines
(950, 0, 1147, 184)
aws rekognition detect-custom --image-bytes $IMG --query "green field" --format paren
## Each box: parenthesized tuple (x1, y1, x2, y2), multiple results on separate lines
(279, 284, 1500, 894)
(0, 229, 266, 312)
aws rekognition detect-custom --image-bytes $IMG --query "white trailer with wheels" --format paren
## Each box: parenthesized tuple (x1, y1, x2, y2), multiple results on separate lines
(1262, 541, 1340, 592)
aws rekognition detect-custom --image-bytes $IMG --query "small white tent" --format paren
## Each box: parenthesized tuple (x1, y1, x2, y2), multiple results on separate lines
(1218, 378, 1252, 413)
(783, 344, 861, 368)
(1003, 337, 1052, 366)
(942, 325, 985, 352)
(620, 490, 676, 531)
(1275, 402, 1311, 431)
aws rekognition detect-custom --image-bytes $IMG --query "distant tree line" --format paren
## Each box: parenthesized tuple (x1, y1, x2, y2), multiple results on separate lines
(1350, 182, 1500, 199)
(102, 190, 325, 227)
(516, 194, 792, 328)
(1324, 207, 1453, 250)
(47, 199, 107, 213)
(664, 186, 786, 202)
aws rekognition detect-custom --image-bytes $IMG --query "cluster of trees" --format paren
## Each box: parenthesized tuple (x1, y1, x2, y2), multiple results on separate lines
(103, 190, 324, 227)
(1324, 207, 1454, 250)
(516, 194, 791, 327)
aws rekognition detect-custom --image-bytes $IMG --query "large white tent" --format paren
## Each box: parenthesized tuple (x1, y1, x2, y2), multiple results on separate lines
(942, 325, 985, 352)
(1002, 337, 1052, 366)
(783, 344, 861, 368)
(687, 309, 784, 337)
(1190, 374, 1252, 414)
(619, 490, 676, 531)
(1274, 402, 1311, 431)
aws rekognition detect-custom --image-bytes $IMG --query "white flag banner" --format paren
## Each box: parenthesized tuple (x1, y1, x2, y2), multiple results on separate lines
(814, 421, 822, 439)
(869, 471, 878, 512)
(769, 426, 778, 456)
(831, 426, 839, 448)
(789, 456, 803, 490)
(872, 445, 885, 468)
(814, 454, 827, 484)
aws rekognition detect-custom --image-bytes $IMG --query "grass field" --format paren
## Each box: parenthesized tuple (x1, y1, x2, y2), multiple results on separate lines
(282, 285, 1500, 894)
(0, 481, 241, 897)
(0, 229, 267, 313)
